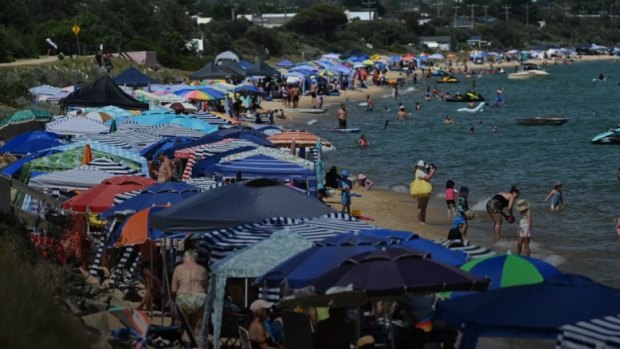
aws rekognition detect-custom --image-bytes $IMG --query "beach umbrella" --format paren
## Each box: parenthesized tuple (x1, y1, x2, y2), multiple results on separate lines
(84, 111, 113, 123)
(0, 109, 54, 139)
(233, 84, 266, 95)
(150, 178, 334, 232)
(180, 90, 217, 101)
(267, 131, 332, 148)
(81, 144, 93, 165)
(63, 175, 156, 213)
(429, 53, 445, 60)
(0, 131, 65, 156)
(311, 247, 489, 297)
(169, 117, 217, 134)
(460, 254, 561, 291)
(130, 113, 175, 126)
(109, 119, 117, 133)
(362, 59, 375, 66)
(112, 206, 169, 247)
(435, 274, 620, 349)
(100, 181, 200, 219)
(276, 60, 294, 68)
(167, 102, 197, 114)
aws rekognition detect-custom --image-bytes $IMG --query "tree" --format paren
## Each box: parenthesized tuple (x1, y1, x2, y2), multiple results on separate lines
(284, 4, 348, 40)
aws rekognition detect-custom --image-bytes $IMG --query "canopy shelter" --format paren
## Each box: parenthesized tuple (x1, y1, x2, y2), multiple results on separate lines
(74, 130, 160, 151)
(139, 136, 194, 160)
(245, 60, 281, 77)
(201, 154, 318, 195)
(435, 274, 620, 349)
(150, 178, 334, 232)
(0, 131, 66, 156)
(170, 127, 273, 152)
(214, 51, 240, 63)
(189, 62, 240, 81)
(0, 109, 54, 140)
(275, 60, 294, 68)
(218, 60, 247, 78)
(63, 175, 156, 213)
(29, 85, 70, 102)
(113, 67, 159, 87)
(24, 141, 148, 176)
(557, 314, 620, 349)
(204, 230, 313, 349)
(28, 165, 117, 191)
(60, 75, 149, 110)
(45, 117, 110, 136)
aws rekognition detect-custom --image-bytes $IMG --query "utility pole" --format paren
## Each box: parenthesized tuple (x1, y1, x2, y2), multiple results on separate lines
(362, 0, 376, 20)
(453, 6, 460, 27)
(433, 0, 444, 17)
(280, 0, 287, 18)
(467, 3, 478, 28)
(482, 5, 489, 20)
(502, 4, 510, 22)
(523, 3, 530, 26)
(230, 0, 236, 21)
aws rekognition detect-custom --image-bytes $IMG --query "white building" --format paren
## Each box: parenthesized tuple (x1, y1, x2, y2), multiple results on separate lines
(345, 9, 375, 21)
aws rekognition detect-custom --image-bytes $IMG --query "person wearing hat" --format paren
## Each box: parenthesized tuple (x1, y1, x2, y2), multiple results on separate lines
(396, 105, 407, 120)
(515, 199, 532, 256)
(414, 160, 436, 224)
(338, 170, 353, 215)
(249, 299, 281, 349)
(544, 181, 563, 211)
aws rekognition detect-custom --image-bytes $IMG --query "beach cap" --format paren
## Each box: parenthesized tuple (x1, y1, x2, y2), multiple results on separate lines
(417, 160, 426, 167)
(452, 215, 466, 229)
(341, 169, 350, 177)
(250, 299, 273, 312)
(516, 199, 530, 212)
(356, 335, 376, 347)
(357, 173, 367, 180)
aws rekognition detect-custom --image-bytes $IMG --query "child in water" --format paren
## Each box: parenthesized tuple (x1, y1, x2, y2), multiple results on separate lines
(516, 199, 532, 256)
(544, 182, 563, 211)
(445, 180, 457, 217)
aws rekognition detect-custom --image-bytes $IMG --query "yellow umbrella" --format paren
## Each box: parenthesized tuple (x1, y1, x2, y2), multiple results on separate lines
(363, 59, 375, 66)
(370, 54, 382, 61)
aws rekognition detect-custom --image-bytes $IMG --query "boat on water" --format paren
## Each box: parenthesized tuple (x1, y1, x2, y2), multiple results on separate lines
(591, 125, 620, 144)
(508, 63, 550, 80)
(437, 76, 460, 83)
(516, 117, 568, 126)
(446, 91, 485, 103)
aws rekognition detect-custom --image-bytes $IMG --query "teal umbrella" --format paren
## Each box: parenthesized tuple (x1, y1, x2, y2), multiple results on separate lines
(109, 119, 117, 133)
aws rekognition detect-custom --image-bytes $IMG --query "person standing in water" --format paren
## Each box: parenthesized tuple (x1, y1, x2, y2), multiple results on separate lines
(366, 94, 374, 112)
(358, 135, 369, 148)
(544, 182, 564, 211)
(336, 103, 348, 129)
(396, 106, 407, 120)
(515, 199, 532, 256)
(486, 185, 520, 239)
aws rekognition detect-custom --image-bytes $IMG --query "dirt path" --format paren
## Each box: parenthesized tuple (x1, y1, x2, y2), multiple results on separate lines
(0, 56, 62, 67)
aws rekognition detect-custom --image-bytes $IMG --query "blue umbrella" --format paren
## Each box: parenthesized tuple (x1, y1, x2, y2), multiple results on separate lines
(435, 274, 620, 349)
(169, 117, 217, 134)
(234, 84, 266, 95)
(139, 136, 194, 160)
(100, 181, 200, 219)
(132, 113, 175, 126)
(0, 131, 66, 156)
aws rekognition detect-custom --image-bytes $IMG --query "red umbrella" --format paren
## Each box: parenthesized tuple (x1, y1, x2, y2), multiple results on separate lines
(63, 176, 156, 213)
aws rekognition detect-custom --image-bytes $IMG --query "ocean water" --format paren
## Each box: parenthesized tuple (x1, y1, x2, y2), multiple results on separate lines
(298, 61, 620, 288)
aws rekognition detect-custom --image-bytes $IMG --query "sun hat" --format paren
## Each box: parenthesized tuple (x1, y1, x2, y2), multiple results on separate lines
(356, 335, 376, 347)
(417, 160, 426, 167)
(516, 199, 530, 212)
(341, 169, 350, 177)
(250, 299, 273, 312)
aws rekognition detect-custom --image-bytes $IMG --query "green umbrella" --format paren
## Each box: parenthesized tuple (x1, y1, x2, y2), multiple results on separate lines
(109, 119, 117, 133)
(26, 147, 143, 173)
(0, 109, 52, 130)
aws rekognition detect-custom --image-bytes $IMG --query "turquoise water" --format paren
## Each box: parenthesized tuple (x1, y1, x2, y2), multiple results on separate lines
(298, 61, 620, 288)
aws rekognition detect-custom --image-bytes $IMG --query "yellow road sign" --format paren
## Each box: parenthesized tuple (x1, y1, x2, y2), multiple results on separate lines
(72, 24, 80, 35)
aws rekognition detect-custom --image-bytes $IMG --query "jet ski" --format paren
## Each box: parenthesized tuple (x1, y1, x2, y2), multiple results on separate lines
(591, 125, 620, 144)
(446, 91, 485, 102)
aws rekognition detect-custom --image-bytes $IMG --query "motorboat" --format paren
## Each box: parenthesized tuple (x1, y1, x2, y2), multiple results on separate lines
(446, 91, 485, 103)
(508, 63, 550, 80)
(516, 117, 568, 126)
(591, 125, 620, 144)
(437, 76, 460, 83)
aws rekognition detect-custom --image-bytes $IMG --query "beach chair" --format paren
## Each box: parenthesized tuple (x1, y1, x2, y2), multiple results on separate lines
(282, 311, 314, 349)
(238, 326, 251, 349)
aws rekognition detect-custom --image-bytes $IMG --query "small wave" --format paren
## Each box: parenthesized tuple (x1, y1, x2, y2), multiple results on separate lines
(540, 254, 566, 267)
(391, 185, 408, 193)
(382, 94, 392, 99)
(471, 197, 491, 211)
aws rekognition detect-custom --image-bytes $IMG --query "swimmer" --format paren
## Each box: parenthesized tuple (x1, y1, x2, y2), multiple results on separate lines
(616, 216, 620, 237)
(492, 124, 499, 132)
(396, 106, 407, 120)
(470, 126, 475, 133)
(443, 115, 454, 125)
(358, 134, 369, 148)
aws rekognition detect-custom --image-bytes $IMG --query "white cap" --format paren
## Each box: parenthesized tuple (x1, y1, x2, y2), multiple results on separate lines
(250, 299, 273, 312)
(417, 160, 426, 167)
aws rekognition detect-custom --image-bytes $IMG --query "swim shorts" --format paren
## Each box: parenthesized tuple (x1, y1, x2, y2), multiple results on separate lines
(486, 198, 502, 214)
(176, 293, 207, 315)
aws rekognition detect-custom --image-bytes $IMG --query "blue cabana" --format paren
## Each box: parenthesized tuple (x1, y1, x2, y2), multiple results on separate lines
(204, 154, 317, 196)
(113, 67, 159, 87)
(0, 131, 67, 156)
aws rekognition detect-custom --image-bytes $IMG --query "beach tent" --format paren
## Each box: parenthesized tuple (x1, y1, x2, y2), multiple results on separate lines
(204, 230, 313, 349)
(218, 60, 247, 78)
(45, 117, 110, 136)
(113, 67, 159, 87)
(244, 60, 281, 77)
(0, 131, 66, 156)
(150, 178, 334, 232)
(189, 62, 239, 81)
(214, 50, 239, 63)
(60, 75, 149, 110)
(557, 314, 620, 349)
(28, 165, 117, 191)
(275, 60, 294, 68)
(237, 60, 253, 70)
(435, 274, 620, 349)
(0, 109, 54, 140)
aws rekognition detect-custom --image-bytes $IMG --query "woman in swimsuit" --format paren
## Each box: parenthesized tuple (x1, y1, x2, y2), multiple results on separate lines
(544, 181, 563, 211)
(486, 185, 520, 239)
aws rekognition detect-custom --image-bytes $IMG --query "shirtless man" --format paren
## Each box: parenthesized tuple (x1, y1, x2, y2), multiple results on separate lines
(366, 94, 374, 112)
(337, 103, 348, 129)
(156, 152, 173, 183)
(171, 250, 209, 341)
(396, 106, 407, 120)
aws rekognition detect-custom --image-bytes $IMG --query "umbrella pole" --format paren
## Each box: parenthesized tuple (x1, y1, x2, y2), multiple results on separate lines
(150, 241, 154, 320)
(244, 278, 248, 308)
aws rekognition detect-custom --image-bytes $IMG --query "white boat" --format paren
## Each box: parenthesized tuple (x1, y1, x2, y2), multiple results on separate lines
(508, 63, 550, 80)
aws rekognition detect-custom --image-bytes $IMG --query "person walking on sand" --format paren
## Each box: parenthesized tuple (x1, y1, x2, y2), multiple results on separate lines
(544, 181, 563, 211)
(515, 199, 532, 256)
(486, 185, 520, 239)
(336, 103, 348, 129)
(171, 250, 209, 341)
(413, 160, 436, 224)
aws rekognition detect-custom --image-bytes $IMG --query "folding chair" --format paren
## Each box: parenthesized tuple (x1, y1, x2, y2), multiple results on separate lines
(238, 326, 251, 349)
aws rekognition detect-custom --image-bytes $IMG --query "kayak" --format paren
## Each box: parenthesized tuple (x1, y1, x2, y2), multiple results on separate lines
(457, 102, 485, 113)
(331, 128, 361, 133)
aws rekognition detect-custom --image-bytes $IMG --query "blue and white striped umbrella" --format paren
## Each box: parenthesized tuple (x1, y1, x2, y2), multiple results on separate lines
(46, 117, 109, 136)
(557, 314, 620, 349)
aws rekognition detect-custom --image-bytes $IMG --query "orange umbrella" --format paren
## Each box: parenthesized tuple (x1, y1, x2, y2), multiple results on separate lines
(114, 205, 170, 247)
(82, 144, 93, 165)
(267, 131, 332, 148)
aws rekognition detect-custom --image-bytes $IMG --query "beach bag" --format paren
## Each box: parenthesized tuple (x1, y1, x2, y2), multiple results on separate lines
(410, 178, 432, 198)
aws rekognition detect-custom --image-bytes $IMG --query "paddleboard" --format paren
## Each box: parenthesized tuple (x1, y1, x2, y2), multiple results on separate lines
(457, 102, 485, 113)
(288, 108, 327, 114)
(331, 128, 361, 133)
(358, 102, 368, 107)
(307, 119, 318, 125)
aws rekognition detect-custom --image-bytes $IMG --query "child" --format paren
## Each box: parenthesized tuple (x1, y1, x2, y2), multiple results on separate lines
(516, 199, 532, 256)
(447, 215, 467, 242)
(339, 169, 352, 215)
(456, 186, 472, 238)
(544, 181, 563, 211)
(445, 180, 457, 217)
